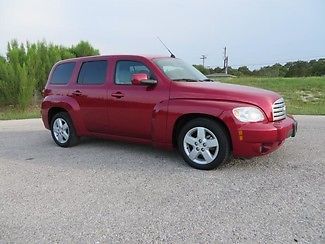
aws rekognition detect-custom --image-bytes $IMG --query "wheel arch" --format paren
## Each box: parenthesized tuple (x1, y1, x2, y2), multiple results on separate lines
(42, 95, 86, 135)
(172, 113, 232, 150)
(48, 107, 69, 127)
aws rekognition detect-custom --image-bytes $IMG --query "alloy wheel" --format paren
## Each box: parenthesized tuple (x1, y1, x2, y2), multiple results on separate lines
(183, 126, 219, 165)
(53, 118, 70, 144)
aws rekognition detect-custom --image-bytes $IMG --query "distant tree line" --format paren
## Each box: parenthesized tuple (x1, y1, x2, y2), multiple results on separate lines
(194, 58, 325, 77)
(0, 40, 99, 109)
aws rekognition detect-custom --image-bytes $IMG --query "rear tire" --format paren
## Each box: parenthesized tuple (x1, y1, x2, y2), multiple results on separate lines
(177, 118, 231, 170)
(50, 112, 79, 147)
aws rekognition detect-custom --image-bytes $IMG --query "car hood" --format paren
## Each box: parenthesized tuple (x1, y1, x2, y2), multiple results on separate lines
(170, 81, 281, 119)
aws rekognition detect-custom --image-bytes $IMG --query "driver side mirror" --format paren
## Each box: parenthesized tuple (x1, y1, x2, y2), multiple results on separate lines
(131, 73, 157, 86)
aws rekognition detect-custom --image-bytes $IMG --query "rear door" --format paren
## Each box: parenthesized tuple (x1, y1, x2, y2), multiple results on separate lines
(70, 59, 109, 133)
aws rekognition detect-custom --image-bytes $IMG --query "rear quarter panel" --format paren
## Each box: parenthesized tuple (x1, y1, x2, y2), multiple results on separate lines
(41, 95, 87, 135)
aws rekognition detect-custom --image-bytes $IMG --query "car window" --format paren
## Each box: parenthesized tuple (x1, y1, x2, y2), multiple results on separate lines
(154, 58, 207, 81)
(50, 62, 75, 84)
(115, 61, 153, 85)
(77, 60, 108, 85)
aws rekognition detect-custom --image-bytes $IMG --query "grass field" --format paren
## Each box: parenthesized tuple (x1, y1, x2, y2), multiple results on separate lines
(0, 77, 324, 120)
(0, 105, 41, 120)
(219, 76, 325, 115)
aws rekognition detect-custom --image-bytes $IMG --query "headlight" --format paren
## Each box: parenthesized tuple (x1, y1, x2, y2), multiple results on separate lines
(232, 107, 265, 122)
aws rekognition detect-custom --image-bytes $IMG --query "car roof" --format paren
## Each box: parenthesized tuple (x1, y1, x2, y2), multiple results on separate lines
(57, 54, 171, 63)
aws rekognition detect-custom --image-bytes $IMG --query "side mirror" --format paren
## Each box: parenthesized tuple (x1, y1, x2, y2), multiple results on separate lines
(131, 73, 157, 86)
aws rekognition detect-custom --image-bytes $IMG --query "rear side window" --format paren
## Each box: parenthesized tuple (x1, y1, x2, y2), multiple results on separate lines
(50, 62, 75, 84)
(77, 60, 108, 84)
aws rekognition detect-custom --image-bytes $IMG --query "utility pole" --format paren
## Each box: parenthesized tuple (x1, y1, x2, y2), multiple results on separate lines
(223, 47, 228, 74)
(200, 55, 207, 68)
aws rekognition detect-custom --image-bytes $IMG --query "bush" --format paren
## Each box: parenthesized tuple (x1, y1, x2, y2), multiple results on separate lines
(0, 40, 100, 109)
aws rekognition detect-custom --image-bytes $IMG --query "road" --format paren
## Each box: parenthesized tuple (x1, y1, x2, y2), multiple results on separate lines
(0, 116, 324, 243)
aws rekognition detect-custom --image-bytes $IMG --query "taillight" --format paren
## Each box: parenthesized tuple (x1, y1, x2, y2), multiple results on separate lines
(42, 88, 50, 98)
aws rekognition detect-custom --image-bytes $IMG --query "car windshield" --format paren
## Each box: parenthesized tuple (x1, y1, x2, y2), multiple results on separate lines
(154, 58, 208, 82)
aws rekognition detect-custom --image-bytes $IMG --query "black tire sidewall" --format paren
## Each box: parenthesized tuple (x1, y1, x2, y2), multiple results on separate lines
(50, 112, 78, 147)
(178, 118, 230, 170)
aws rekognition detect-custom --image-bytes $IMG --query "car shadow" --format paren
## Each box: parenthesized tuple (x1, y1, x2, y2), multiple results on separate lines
(0, 129, 289, 171)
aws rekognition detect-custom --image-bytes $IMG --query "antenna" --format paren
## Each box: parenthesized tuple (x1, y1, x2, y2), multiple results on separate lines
(157, 37, 176, 58)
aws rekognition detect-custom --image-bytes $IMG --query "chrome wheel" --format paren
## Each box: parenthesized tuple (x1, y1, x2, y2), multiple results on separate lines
(183, 126, 219, 165)
(53, 118, 70, 144)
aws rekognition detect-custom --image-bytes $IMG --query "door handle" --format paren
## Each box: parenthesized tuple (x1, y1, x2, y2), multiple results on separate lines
(72, 90, 82, 96)
(111, 92, 124, 98)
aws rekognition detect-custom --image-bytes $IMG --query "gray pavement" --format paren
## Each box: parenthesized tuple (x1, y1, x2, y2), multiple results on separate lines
(0, 116, 324, 243)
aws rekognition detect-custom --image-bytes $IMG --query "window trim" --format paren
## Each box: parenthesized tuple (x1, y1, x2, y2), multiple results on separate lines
(49, 62, 76, 85)
(77, 60, 108, 85)
(114, 60, 154, 85)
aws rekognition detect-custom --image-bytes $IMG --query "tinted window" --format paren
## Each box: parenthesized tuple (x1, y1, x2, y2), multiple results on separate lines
(77, 60, 108, 84)
(115, 61, 153, 85)
(50, 62, 75, 84)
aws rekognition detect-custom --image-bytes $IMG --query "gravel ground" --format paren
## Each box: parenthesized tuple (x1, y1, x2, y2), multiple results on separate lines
(0, 115, 324, 243)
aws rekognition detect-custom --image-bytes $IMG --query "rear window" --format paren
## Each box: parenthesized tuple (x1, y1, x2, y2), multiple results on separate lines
(50, 62, 75, 84)
(77, 60, 108, 84)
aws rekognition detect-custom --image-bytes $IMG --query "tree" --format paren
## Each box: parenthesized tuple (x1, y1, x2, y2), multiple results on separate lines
(69, 41, 99, 57)
(238, 66, 252, 76)
(193, 58, 325, 77)
(0, 40, 100, 108)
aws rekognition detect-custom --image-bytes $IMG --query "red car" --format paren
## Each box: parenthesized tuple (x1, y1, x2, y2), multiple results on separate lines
(41, 55, 297, 170)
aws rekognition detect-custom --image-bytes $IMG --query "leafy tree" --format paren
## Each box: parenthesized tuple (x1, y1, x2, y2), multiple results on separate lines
(17, 64, 35, 109)
(238, 66, 252, 76)
(310, 58, 325, 76)
(0, 40, 100, 108)
(212, 67, 224, 73)
(70, 41, 99, 57)
(285, 61, 310, 77)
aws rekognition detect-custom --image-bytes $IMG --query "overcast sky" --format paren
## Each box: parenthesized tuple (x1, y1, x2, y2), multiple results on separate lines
(0, 0, 324, 68)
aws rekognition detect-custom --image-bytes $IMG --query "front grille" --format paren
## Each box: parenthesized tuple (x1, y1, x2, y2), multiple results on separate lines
(272, 98, 286, 121)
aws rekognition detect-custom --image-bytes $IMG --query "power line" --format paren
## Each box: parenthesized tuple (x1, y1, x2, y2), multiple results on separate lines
(200, 55, 207, 68)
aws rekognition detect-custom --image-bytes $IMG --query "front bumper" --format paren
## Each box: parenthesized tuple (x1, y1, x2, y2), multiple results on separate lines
(231, 115, 297, 157)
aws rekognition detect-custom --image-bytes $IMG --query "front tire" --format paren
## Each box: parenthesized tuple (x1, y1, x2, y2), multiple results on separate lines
(51, 112, 79, 147)
(177, 118, 231, 170)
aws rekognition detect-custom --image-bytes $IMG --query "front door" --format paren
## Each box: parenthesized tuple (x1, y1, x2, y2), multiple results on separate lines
(108, 58, 169, 140)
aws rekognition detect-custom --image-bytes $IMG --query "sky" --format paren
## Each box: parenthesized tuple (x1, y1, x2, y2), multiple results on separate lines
(0, 0, 324, 69)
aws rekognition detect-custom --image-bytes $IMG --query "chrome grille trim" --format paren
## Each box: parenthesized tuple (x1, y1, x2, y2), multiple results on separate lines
(272, 98, 286, 121)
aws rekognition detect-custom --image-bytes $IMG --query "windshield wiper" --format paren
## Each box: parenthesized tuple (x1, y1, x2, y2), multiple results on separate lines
(172, 78, 198, 82)
(201, 78, 214, 82)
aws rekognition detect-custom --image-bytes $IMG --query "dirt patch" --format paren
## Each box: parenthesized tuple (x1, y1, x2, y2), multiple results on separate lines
(297, 91, 321, 102)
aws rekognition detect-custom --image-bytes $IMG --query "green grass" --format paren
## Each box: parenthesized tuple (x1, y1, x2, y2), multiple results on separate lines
(219, 76, 325, 115)
(0, 105, 41, 120)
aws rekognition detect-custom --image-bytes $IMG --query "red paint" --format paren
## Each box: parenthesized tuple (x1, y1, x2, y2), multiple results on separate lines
(131, 73, 148, 85)
(41, 55, 297, 158)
